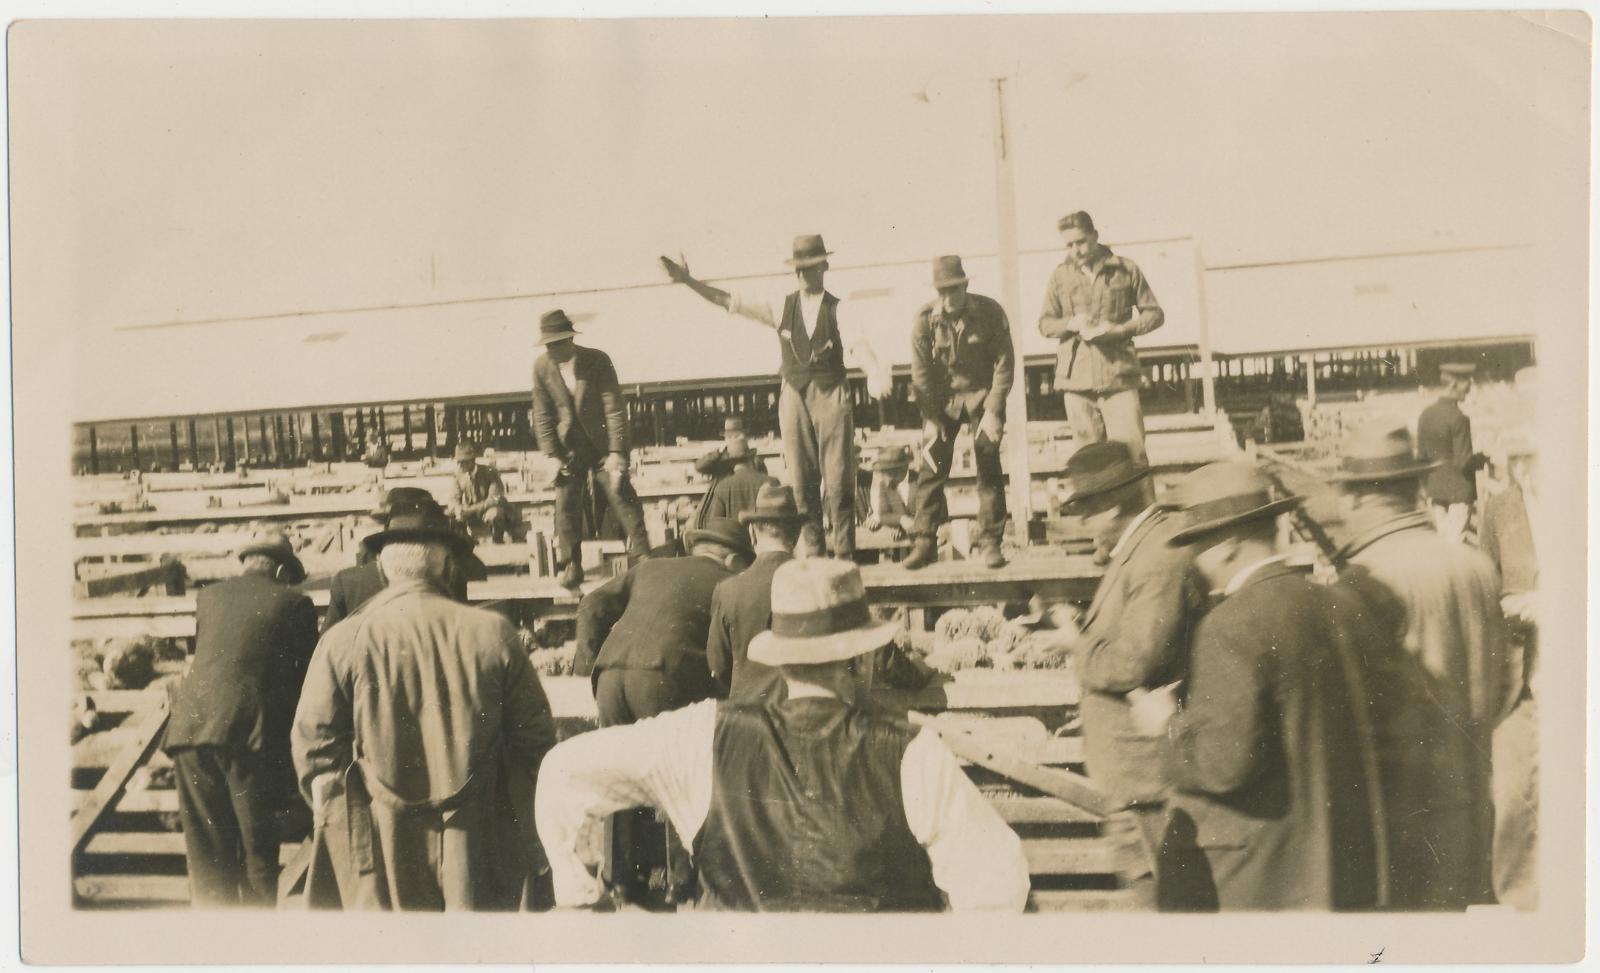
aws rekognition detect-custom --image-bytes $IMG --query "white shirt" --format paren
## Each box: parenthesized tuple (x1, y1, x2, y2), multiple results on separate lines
(725, 287, 890, 398)
(1221, 553, 1293, 598)
(1108, 504, 1160, 562)
(535, 697, 1031, 912)
(558, 358, 578, 395)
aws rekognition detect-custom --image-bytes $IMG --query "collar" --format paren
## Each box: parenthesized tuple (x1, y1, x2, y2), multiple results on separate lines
(1109, 504, 1160, 561)
(1336, 506, 1435, 561)
(1077, 244, 1117, 277)
(1222, 554, 1292, 598)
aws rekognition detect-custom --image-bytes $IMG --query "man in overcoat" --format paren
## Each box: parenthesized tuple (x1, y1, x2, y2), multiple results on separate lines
(530, 308, 651, 586)
(1054, 442, 1202, 902)
(1416, 361, 1488, 541)
(662, 237, 889, 560)
(905, 255, 1015, 570)
(1480, 432, 1539, 909)
(291, 503, 557, 911)
(163, 531, 319, 906)
(1333, 421, 1509, 907)
(1136, 462, 1388, 911)
(707, 482, 807, 703)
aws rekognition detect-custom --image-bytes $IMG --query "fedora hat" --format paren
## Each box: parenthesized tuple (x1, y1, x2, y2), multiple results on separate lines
(1059, 441, 1150, 508)
(236, 530, 307, 584)
(785, 234, 833, 269)
(453, 441, 480, 462)
(932, 255, 969, 289)
(868, 444, 912, 473)
(1329, 422, 1439, 484)
(683, 516, 755, 559)
(534, 309, 580, 346)
(1168, 461, 1302, 546)
(747, 559, 900, 667)
(739, 481, 807, 525)
(365, 497, 476, 558)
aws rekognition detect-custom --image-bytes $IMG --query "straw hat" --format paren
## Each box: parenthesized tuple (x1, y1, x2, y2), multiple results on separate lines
(747, 559, 900, 667)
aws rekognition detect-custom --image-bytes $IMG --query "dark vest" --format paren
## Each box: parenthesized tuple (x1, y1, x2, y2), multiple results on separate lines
(777, 291, 847, 390)
(693, 697, 943, 912)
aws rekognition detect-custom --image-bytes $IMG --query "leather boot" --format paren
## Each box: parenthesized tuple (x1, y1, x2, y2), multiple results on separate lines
(980, 539, 1007, 569)
(559, 545, 584, 588)
(902, 536, 938, 570)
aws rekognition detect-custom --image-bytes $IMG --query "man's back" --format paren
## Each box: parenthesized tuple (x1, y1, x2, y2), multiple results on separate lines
(695, 697, 942, 912)
(703, 466, 775, 523)
(322, 561, 385, 633)
(1417, 398, 1476, 502)
(583, 557, 735, 687)
(707, 551, 792, 702)
(166, 574, 318, 753)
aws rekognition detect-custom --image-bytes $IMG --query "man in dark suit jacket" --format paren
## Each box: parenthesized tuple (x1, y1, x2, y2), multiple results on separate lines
(906, 255, 1016, 570)
(1137, 462, 1389, 912)
(162, 531, 319, 906)
(1417, 362, 1488, 542)
(707, 483, 806, 702)
(696, 440, 775, 529)
(530, 309, 650, 587)
(1054, 443, 1201, 903)
(573, 516, 753, 906)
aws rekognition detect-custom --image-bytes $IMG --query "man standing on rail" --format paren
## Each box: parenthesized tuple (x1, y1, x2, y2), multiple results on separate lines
(538, 558, 1031, 913)
(905, 255, 1015, 570)
(661, 236, 890, 561)
(163, 530, 319, 907)
(530, 309, 652, 587)
(1416, 362, 1489, 543)
(1038, 211, 1164, 466)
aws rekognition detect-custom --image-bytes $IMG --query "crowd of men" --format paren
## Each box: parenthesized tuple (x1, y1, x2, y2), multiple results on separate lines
(152, 211, 1539, 915)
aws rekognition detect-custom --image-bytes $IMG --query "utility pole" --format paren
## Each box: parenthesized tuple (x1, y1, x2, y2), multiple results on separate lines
(991, 77, 1034, 540)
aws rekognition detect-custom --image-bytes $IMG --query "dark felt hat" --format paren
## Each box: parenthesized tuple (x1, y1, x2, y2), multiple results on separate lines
(370, 486, 436, 521)
(365, 497, 476, 558)
(236, 530, 307, 585)
(869, 444, 912, 472)
(1168, 462, 1302, 547)
(683, 516, 755, 558)
(1329, 422, 1440, 484)
(534, 309, 580, 346)
(739, 481, 807, 526)
(1059, 441, 1150, 508)
(932, 255, 969, 289)
(785, 234, 833, 268)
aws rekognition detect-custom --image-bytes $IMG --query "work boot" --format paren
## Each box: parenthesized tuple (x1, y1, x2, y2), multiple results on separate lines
(558, 560, 584, 589)
(980, 540, 1007, 570)
(902, 537, 938, 570)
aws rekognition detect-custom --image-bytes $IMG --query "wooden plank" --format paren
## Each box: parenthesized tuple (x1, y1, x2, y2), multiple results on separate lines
(860, 555, 1102, 608)
(987, 795, 1100, 825)
(74, 561, 177, 599)
(74, 733, 172, 772)
(911, 712, 1114, 819)
(1022, 837, 1121, 875)
(894, 673, 1081, 712)
(87, 689, 156, 714)
(74, 874, 189, 904)
(84, 832, 300, 866)
(1027, 888, 1144, 913)
(69, 694, 170, 856)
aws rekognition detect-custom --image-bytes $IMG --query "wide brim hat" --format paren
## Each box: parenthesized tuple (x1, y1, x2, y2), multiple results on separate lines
(932, 255, 969, 289)
(365, 506, 477, 558)
(682, 516, 755, 558)
(1328, 422, 1440, 483)
(785, 234, 833, 269)
(236, 531, 307, 584)
(534, 308, 580, 346)
(1168, 461, 1302, 546)
(1059, 441, 1150, 508)
(739, 481, 808, 525)
(370, 485, 437, 520)
(748, 558, 900, 667)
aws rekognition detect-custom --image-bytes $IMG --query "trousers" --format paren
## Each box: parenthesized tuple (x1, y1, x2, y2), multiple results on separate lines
(779, 379, 855, 559)
(911, 412, 1006, 545)
(1492, 695, 1538, 909)
(553, 456, 650, 565)
(1064, 388, 1148, 466)
(593, 669, 697, 907)
(171, 746, 282, 907)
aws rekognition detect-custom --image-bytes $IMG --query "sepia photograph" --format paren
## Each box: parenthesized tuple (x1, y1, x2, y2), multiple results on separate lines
(8, 6, 1591, 965)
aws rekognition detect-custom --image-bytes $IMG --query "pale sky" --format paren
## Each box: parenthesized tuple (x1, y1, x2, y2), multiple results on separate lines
(7, 13, 1589, 417)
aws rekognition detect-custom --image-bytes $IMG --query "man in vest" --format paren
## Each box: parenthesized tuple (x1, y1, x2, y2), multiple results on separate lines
(448, 442, 517, 544)
(1038, 211, 1164, 465)
(1416, 361, 1488, 542)
(906, 255, 1016, 570)
(537, 558, 1031, 912)
(662, 236, 889, 560)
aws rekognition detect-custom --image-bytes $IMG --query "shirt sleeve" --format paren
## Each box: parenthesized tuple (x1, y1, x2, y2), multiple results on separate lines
(1038, 267, 1075, 339)
(900, 726, 1031, 911)
(725, 290, 780, 330)
(290, 636, 353, 805)
(836, 306, 892, 398)
(535, 700, 718, 907)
